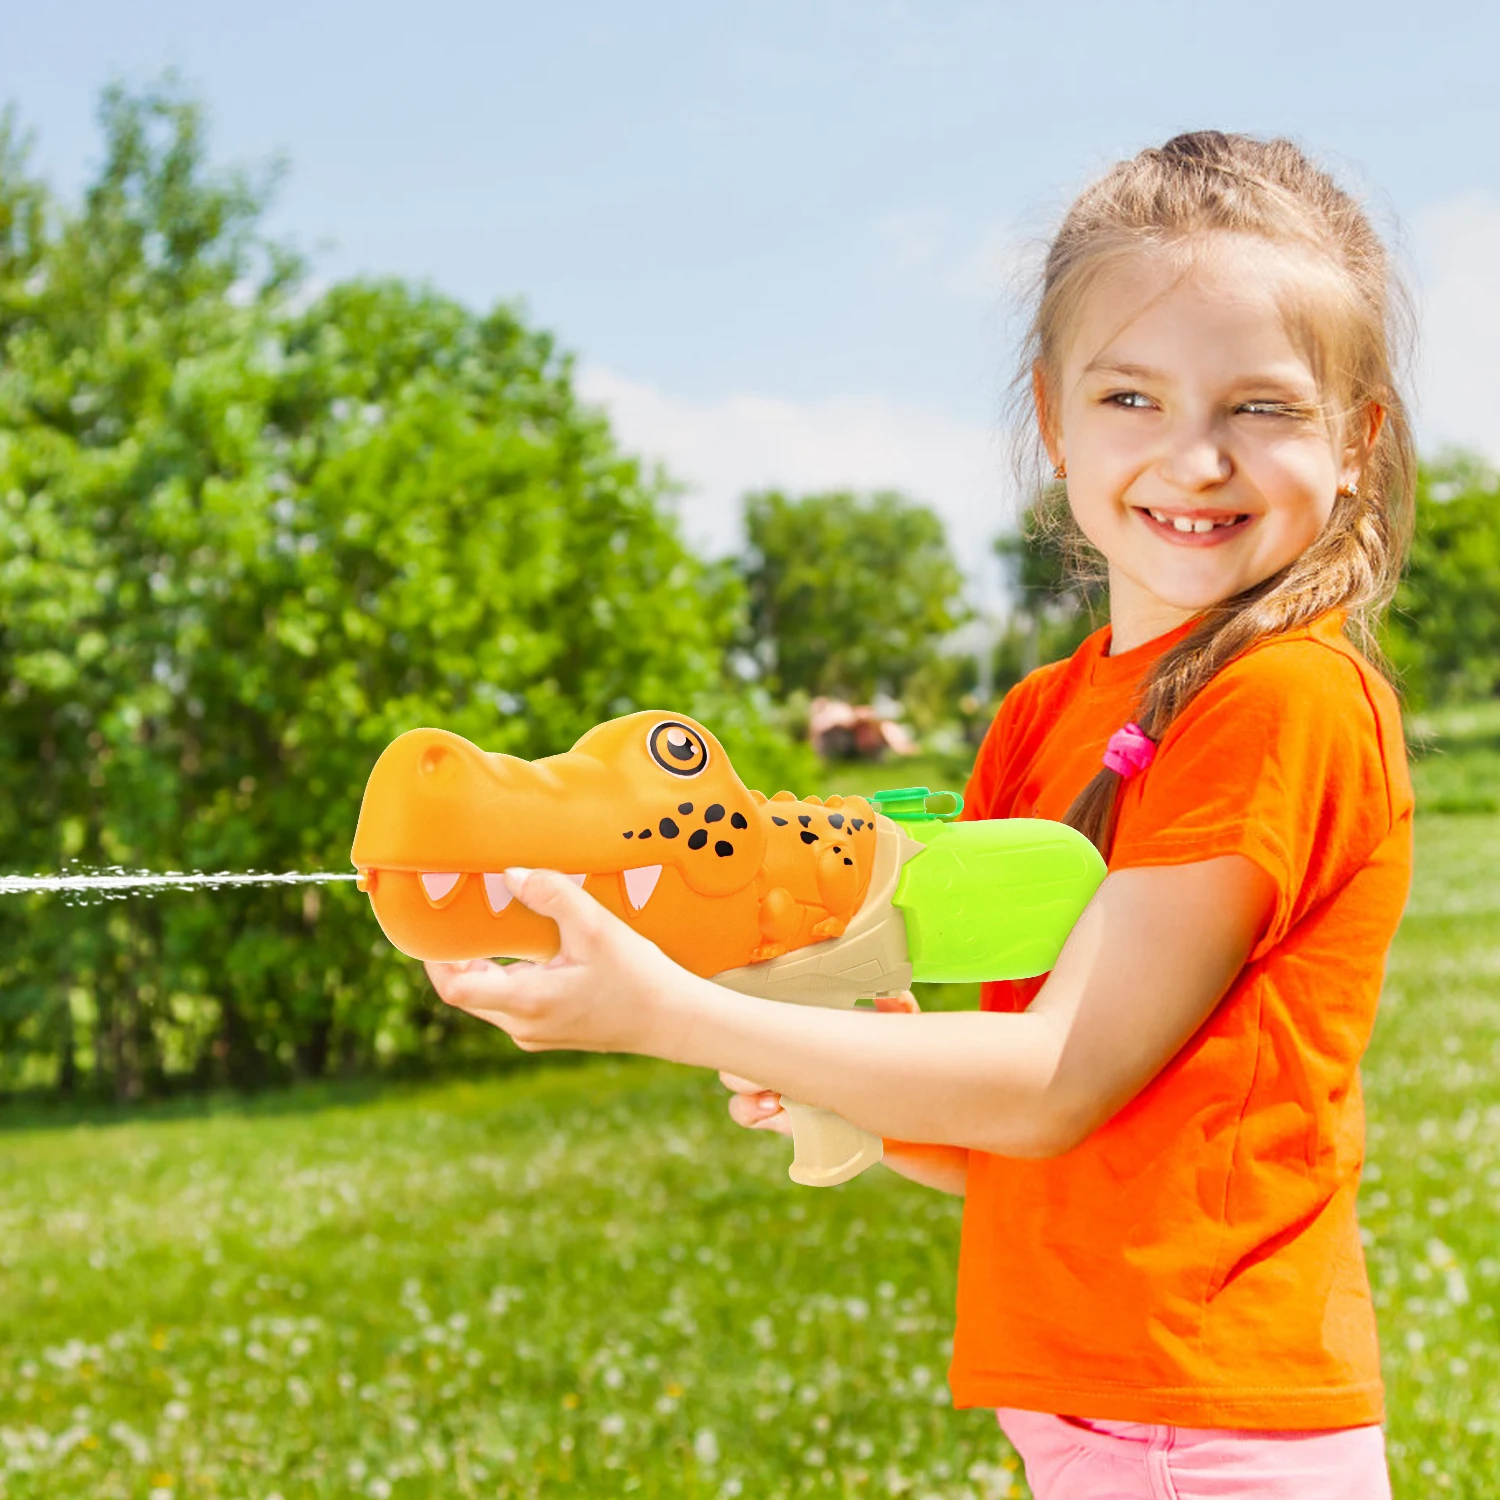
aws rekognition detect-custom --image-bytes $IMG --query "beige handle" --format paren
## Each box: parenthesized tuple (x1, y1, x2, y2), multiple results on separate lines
(780, 1099, 884, 1187)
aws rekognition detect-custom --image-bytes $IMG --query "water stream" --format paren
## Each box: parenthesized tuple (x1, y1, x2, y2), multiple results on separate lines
(0, 868, 358, 901)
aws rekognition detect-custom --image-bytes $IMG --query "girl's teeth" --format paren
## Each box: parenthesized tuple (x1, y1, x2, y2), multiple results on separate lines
(1146, 509, 1242, 532)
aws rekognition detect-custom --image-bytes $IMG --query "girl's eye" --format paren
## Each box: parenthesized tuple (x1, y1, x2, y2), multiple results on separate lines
(1107, 391, 1155, 409)
(1238, 401, 1306, 418)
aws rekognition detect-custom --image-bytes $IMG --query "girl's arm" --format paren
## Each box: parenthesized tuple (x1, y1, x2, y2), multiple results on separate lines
(720, 992, 973, 1197)
(428, 853, 1274, 1159)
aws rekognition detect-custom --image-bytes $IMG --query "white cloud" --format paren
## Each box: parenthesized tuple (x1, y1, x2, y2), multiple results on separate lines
(1411, 191, 1500, 465)
(576, 365, 1016, 602)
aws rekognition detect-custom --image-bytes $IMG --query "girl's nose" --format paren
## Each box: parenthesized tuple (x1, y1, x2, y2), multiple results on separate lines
(1158, 423, 1233, 491)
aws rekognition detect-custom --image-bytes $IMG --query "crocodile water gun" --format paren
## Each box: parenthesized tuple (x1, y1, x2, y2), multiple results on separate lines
(351, 712, 1106, 1187)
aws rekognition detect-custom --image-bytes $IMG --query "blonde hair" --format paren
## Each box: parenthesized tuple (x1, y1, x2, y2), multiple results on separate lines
(1016, 131, 1417, 856)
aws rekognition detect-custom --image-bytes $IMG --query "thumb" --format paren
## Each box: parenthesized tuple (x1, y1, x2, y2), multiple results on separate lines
(503, 867, 598, 929)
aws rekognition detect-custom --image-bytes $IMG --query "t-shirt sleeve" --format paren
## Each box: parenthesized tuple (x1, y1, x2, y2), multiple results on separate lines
(1108, 640, 1398, 962)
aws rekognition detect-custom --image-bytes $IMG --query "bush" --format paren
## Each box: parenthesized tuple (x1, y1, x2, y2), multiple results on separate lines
(0, 85, 810, 1099)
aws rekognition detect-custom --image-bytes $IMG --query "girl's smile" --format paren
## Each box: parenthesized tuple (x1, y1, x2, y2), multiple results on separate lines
(1133, 506, 1253, 543)
(1042, 234, 1373, 651)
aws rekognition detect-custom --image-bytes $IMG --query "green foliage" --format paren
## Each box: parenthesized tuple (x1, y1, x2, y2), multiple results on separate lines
(1383, 454, 1500, 708)
(1406, 699, 1500, 815)
(0, 83, 807, 1100)
(991, 499, 1104, 693)
(739, 489, 967, 703)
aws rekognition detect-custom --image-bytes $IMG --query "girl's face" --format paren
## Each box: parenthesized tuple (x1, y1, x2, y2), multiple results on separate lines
(1043, 236, 1370, 651)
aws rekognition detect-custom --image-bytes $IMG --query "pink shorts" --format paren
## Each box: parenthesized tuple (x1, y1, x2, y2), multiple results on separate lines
(996, 1408, 1391, 1500)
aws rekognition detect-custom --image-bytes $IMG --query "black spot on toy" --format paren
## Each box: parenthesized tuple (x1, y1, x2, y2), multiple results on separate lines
(659, 817, 680, 838)
(771, 816, 788, 826)
(797, 814, 811, 828)
(688, 829, 708, 850)
(800, 830, 818, 845)
(623, 831, 633, 839)
(714, 840, 734, 858)
(730, 811, 748, 829)
(705, 804, 725, 823)
(827, 813, 844, 829)
(678, 802, 694, 815)
(843, 857, 853, 866)
(639, 829, 652, 839)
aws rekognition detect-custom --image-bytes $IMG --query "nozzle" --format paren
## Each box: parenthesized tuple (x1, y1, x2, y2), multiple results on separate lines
(869, 786, 964, 822)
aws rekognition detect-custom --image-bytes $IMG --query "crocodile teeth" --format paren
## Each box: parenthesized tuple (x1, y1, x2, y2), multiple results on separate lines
(622, 865, 662, 910)
(420, 872, 463, 902)
(482, 873, 514, 913)
(565, 873, 587, 888)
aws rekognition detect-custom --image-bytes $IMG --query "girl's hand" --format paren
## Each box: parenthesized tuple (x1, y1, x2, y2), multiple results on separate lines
(718, 990, 921, 1135)
(423, 867, 690, 1056)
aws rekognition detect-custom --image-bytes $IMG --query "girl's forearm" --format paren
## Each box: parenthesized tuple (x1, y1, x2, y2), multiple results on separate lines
(650, 977, 1067, 1159)
(879, 1140, 970, 1196)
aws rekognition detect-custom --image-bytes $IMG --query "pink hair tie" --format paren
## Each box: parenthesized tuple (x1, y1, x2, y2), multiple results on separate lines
(1103, 721, 1156, 778)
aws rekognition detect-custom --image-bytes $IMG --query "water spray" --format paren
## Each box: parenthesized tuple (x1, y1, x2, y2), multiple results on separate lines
(0, 868, 358, 900)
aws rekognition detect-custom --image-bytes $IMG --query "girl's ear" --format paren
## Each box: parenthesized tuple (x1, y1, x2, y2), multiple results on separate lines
(1340, 399, 1386, 491)
(1033, 362, 1063, 471)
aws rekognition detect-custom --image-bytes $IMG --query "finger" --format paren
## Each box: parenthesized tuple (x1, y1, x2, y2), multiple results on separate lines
(425, 956, 504, 1002)
(440, 960, 553, 1016)
(424, 959, 467, 1002)
(718, 1071, 772, 1094)
(727, 1090, 786, 1130)
(502, 866, 602, 935)
(873, 989, 920, 1014)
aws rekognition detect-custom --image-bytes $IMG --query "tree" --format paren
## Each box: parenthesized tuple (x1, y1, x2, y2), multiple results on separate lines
(739, 489, 967, 704)
(1382, 454, 1500, 707)
(992, 494, 1105, 691)
(0, 83, 809, 1099)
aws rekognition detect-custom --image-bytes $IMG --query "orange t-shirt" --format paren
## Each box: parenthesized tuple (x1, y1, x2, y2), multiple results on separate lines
(944, 608, 1413, 1428)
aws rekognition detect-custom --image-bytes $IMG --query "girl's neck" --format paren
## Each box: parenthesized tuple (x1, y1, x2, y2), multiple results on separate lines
(1104, 579, 1203, 656)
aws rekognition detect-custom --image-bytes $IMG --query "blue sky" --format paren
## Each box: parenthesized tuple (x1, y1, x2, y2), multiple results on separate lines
(5, 1, 1497, 598)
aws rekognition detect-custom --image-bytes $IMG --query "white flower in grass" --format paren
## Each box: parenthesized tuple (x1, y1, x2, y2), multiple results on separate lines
(694, 1429, 719, 1465)
(599, 1414, 626, 1436)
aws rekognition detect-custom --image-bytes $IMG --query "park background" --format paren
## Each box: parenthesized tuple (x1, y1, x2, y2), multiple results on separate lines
(2, 4, 1498, 1496)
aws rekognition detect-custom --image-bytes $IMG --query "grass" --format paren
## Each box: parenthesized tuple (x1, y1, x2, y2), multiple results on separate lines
(2, 716, 1498, 1496)
(1407, 699, 1500, 815)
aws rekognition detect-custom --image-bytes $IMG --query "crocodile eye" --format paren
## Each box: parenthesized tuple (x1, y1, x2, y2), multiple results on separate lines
(648, 720, 709, 778)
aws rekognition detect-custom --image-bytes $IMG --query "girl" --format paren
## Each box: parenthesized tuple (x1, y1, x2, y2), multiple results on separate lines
(428, 132, 1413, 1498)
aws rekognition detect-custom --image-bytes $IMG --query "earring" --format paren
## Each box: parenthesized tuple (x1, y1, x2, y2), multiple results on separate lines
(1337, 483, 1359, 500)
(1053, 461, 1067, 481)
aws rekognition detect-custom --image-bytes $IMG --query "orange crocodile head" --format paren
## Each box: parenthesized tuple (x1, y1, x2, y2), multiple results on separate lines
(351, 712, 771, 970)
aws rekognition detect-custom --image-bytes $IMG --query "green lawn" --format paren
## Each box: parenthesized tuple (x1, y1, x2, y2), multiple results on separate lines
(3, 721, 1498, 1497)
